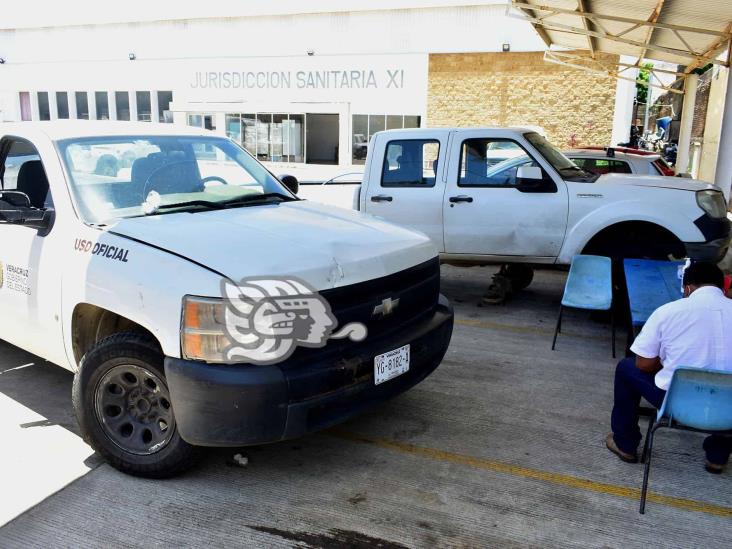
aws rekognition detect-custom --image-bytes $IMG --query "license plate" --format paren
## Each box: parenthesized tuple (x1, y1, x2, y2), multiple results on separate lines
(374, 344, 410, 385)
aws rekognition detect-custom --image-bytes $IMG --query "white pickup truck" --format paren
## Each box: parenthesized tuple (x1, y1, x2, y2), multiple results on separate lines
(300, 128, 730, 296)
(0, 121, 453, 477)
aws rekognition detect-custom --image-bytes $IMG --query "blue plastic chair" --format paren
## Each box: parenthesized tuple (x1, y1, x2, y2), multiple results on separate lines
(551, 255, 614, 357)
(639, 368, 732, 514)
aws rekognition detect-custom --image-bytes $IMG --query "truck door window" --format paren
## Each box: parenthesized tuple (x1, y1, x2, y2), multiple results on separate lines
(458, 138, 536, 187)
(381, 140, 439, 187)
(1, 139, 53, 209)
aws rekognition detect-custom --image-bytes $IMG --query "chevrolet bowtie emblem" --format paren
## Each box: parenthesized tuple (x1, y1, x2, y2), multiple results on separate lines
(373, 297, 400, 317)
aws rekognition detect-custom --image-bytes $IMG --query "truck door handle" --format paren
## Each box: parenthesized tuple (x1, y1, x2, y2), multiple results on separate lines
(449, 195, 473, 203)
(371, 195, 393, 202)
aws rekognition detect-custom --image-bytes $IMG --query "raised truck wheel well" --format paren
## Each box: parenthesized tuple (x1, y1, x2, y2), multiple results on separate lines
(71, 304, 161, 366)
(581, 221, 686, 260)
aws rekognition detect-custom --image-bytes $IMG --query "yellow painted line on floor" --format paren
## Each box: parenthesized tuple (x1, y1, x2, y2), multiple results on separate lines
(330, 429, 732, 518)
(455, 317, 609, 341)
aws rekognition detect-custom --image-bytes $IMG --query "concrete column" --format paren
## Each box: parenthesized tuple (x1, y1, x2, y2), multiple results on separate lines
(88, 90, 97, 120)
(129, 90, 138, 122)
(48, 90, 59, 120)
(150, 90, 160, 124)
(30, 92, 40, 121)
(691, 141, 702, 179)
(714, 64, 732, 200)
(338, 103, 350, 166)
(215, 112, 227, 135)
(676, 73, 699, 175)
(610, 55, 638, 146)
(108, 91, 117, 120)
(68, 91, 78, 119)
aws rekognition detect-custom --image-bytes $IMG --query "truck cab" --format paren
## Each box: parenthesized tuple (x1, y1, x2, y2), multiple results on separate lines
(0, 121, 454, 477)
(358, 128, 731, 266)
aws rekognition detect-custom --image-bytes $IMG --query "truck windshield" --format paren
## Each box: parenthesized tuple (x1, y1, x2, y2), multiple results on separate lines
(57, 135, 295, 224)
(524, 132, 598, 183)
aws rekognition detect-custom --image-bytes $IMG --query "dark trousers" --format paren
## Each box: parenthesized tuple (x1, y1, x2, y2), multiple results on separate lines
(611, 357, 732, 464)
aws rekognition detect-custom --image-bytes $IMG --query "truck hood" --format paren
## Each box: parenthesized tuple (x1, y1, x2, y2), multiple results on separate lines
(597, 173, 719, 192)
(107, 200, 436, 289)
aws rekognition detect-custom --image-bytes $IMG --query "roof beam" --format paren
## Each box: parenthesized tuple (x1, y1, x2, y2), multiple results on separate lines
(511, 2, 729, 38)
(684, 22, 732, 74)
(544, 51, 685, 94)
(509, 6, 729, 66)
(635, 0, 665, 65)
(577, 0, 595, 58)
(511, 0, 552, 47)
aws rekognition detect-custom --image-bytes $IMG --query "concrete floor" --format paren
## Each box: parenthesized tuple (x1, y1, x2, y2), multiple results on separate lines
(1, 266, 731, 548)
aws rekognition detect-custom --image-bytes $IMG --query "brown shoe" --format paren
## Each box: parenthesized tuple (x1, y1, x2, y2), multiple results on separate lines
(605, 434, 638, 463)
(479, 275, 513, 306)
(705, 460, 725, 474)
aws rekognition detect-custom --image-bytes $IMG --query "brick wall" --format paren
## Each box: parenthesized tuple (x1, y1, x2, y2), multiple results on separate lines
(427, 51, 618, 148)
(692, 69, 712, 140)
(648, 68, 712, 142)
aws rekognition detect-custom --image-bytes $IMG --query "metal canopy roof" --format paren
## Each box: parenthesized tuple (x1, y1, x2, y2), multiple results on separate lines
(510, 1, 732, 72)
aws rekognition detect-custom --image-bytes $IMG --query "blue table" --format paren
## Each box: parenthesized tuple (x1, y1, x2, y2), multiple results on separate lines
(623, 258, 685, 408)
(624, 258, 684, 330)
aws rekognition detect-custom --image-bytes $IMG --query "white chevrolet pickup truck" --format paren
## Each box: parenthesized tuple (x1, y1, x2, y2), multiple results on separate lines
(300, 128, 731, 298)
(0, 121, 453, 477)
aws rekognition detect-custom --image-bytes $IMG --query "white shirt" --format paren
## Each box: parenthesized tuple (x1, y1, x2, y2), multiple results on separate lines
(631, 286, 732, 390)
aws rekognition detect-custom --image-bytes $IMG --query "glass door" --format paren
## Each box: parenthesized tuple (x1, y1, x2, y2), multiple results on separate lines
(286, 114, 305, 163)
(272, 114, 287, 162)
(256, 114, 272, 161)
(234, 112, 305, 163)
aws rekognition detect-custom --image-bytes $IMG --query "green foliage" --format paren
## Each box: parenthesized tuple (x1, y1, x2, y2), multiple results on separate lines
(636, 62, 653, 104)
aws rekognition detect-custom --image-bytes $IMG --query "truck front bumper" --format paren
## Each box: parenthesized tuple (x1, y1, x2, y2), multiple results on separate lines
(164, 296, 453, 447)
(684, 213, 731, 263)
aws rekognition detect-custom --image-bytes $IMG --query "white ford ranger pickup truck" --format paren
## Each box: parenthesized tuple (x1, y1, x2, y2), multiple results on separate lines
(301, 128, 731, 278)
(0, 121, 454, 477)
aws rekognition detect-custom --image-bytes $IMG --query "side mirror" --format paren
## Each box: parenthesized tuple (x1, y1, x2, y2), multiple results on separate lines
(0, 190, 54, 234)
(516, 165, 547, 192)
(0, 190, 31, 208)
(516, 165, 542, 182)
(280, 174, 299, 195)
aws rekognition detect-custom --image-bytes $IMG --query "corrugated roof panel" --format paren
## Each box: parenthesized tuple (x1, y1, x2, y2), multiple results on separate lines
(516, 0, 732, 65)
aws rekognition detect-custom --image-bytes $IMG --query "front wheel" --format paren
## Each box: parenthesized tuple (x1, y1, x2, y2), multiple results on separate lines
(72, 332, 200, 478)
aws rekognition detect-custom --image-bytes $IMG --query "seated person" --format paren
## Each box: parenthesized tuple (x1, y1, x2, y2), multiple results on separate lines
(606, 262, 732, 473)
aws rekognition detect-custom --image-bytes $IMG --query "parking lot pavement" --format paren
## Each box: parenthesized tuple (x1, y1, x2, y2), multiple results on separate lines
(1, 266, 731, 548)
(0, 344, 97, 528)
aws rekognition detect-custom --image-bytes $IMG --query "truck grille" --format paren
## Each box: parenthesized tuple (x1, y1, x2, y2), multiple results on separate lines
(320, 256, 440, 338)
(281, 256, 442, 400)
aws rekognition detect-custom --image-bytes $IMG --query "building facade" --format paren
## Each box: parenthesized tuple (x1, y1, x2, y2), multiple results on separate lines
(0, 1, 632, 168)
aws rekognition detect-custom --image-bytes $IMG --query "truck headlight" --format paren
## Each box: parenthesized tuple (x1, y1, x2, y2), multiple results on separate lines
(696, 190, 728, 219)
(181, 296, 231, 363)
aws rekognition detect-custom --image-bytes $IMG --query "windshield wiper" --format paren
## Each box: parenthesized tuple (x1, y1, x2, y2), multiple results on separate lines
(218, 192, 298, 207)
(150, 200, 226, 213)
(142, 193, 297, 216)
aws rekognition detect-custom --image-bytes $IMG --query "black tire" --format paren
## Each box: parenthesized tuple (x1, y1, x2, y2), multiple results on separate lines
(504, 264, 534, 291)
(583, 227, 684, 263)
(72, 331, 200, 478)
